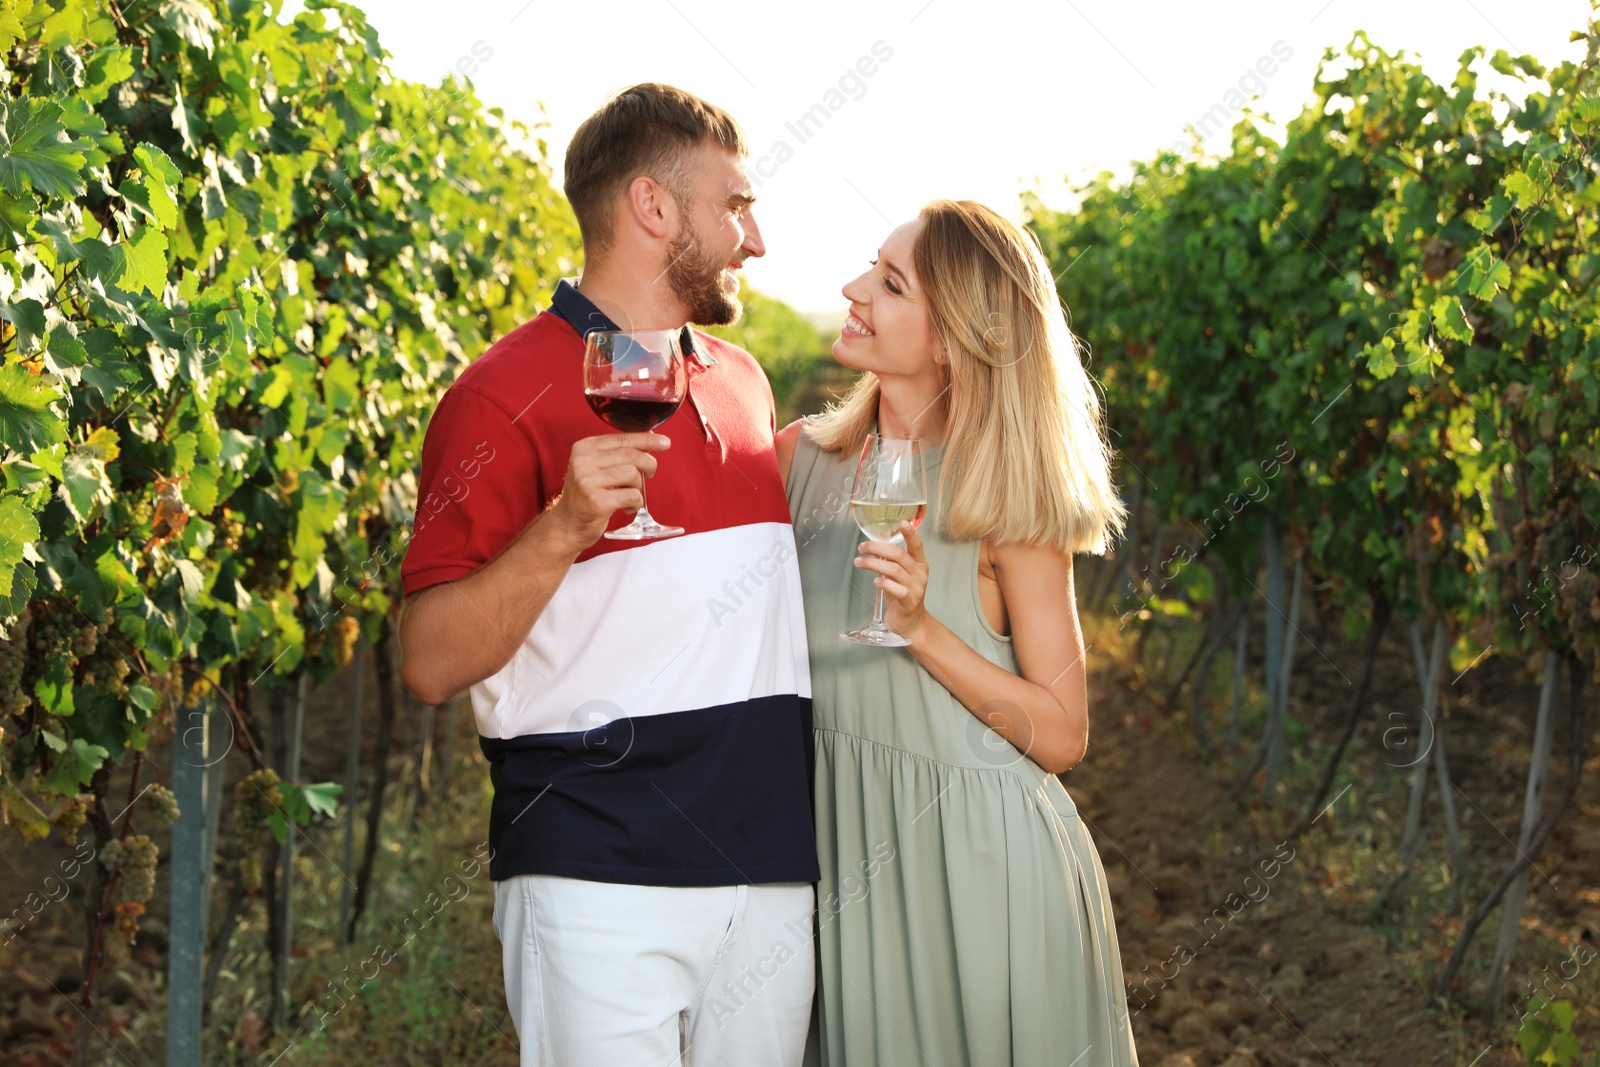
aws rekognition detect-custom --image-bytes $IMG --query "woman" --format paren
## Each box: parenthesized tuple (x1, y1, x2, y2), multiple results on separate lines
(778, 200, 1140, 1066)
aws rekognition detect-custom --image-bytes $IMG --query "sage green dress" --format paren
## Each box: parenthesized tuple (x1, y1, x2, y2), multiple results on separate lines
(788, 421, 1140, 1067)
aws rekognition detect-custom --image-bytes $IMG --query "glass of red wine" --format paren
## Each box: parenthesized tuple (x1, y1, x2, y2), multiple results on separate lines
(583, 329, 688, 540)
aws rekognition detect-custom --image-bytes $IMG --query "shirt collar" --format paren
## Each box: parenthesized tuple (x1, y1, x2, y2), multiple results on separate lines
(549, 278, 716, 367)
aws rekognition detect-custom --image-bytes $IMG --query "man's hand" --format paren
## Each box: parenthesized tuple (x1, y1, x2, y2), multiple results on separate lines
(399, 430, 674, 705)
(546, 432, 673, 547)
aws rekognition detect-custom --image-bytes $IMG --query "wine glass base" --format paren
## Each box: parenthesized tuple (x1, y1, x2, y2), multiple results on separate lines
(841, 627, 911, 647)
(605, 521, 685, 540)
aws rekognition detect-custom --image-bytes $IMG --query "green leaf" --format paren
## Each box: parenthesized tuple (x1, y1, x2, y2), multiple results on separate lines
(159, 0, 221, 55)
(73, 688, 132, 753)
(0, 294, 46, 354)
(1364, 338, 1398, 380)
(0, 495, 40, 574)
(40, 738, 109, 795)
(79, 357, 139, 408)
(46, 324, 89, 370)
(0, 364, 67, 453)
(171, 430, 197, 474)
(301, 781, 342, 818)
(82, 426, 119, 462)
(1458, 250, 1511, 301)
(170, 86, 196, 155)
(0, 555, 37, 617)
(174, 559, 203, 602)
(0, 4, 25, 57)
(186, 464, 218, 513)
(1432, 296, 1473, 343)
(44, 44, 85, 93)
(33, 669, 73, 715)
(278, 781, 311, 825)
(127, 683, 158, 714)
(117, 178, 171, 230)
(0, 98, 88, 199)
(35, 210, 125, 279)
(1467, 195, 1511, 233)
(0, 190, 38, 237)
(132, 143, 181, 226)
(81, 45, 136, 106)
(59, 448, 113, 524)
(321, 356, 361, 412)
(1504, 172, 1539, 210)
(1542, 999, 1577, 1030)
(119, 225, 170, 295)
(36, 540, 104, 620)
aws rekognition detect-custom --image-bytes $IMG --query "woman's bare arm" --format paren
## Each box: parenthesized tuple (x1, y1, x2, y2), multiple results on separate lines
(775, 418, 804, 488)
(856, 527, 1089, 773)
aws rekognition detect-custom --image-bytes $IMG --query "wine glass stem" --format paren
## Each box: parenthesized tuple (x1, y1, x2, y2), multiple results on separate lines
(635, 474, 652, 519)
(870, 586, 888, 631)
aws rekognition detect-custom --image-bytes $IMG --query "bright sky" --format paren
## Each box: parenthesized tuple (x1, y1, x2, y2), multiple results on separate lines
(279, 0, 1586, 315)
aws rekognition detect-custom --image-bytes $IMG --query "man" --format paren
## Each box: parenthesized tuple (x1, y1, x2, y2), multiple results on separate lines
(398, 84, 818, 1066)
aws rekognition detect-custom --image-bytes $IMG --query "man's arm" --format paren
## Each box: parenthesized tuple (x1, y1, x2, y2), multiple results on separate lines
(399, 432, 671, 706)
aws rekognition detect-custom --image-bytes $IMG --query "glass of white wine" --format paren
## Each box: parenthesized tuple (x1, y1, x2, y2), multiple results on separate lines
(842, 433, 927, 647)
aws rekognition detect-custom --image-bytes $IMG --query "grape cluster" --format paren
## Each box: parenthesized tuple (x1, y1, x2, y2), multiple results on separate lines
(0, 608, 31, 717)
(183, 674, 209, 709)
(1533, 522, 1573, 575)
(143, 784, 180, 826)
(21, 598, 81, 713)
(81, 638, 133, 697)
(27, 598, 79, 692)
(331, 615, 360, 668)
(234, 768, 283, 890)
(68, 619, 98, 659)
(75, 607, 130, 695)
(53, 793, 93, 844)
(219, 511, 245, 552)
(115, 834, 158, 903)
(126, 496, 153, 532)
(2, 600, 128, 716)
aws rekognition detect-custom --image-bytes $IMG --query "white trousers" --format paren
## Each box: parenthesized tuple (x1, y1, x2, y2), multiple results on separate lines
(491, 874, 816, 1067)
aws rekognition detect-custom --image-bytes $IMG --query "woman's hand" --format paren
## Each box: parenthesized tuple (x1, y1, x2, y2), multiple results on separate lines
(855, 521, 932, 643)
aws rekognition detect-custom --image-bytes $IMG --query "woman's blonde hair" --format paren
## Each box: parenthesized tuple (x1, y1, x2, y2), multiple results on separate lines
(807, 199, 1126, 556)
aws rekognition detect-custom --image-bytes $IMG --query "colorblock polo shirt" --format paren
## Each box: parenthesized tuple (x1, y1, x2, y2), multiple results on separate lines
(401, 280, 819, 887)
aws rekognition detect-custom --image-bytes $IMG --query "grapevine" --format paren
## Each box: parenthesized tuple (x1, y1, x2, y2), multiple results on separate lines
(0, 0, 581, 1050)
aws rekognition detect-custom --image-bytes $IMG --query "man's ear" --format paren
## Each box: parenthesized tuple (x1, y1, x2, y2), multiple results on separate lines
(624, 175, 676, 241)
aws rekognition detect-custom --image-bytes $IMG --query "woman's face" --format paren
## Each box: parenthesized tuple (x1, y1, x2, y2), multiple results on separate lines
(833, 217, 942, 378)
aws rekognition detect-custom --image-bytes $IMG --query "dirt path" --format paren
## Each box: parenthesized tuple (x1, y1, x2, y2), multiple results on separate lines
(1070, 601, 1599, 1067)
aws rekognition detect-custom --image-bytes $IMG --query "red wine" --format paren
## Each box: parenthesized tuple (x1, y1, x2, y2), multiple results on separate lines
(586, 392, 682, 432)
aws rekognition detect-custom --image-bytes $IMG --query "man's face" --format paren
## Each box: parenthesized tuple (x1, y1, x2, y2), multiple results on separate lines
(663, 144, 765, 326)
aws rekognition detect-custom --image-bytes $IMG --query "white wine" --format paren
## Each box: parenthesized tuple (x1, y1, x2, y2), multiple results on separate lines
(850, 500, 926, 542)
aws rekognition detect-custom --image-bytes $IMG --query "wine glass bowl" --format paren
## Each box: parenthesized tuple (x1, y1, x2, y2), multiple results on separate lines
(583, 329, 688, 540)
(842, 433, 928, 647)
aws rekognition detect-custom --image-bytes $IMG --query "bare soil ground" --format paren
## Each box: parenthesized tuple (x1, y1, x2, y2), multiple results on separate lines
(1, 563, 1595, 1065)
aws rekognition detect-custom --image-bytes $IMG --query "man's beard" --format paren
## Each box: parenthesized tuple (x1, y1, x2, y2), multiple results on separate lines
(665, 216, 741, 326)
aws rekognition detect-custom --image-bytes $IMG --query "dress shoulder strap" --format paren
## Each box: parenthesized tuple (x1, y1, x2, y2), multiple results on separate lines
(786, 419, 844, 529)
